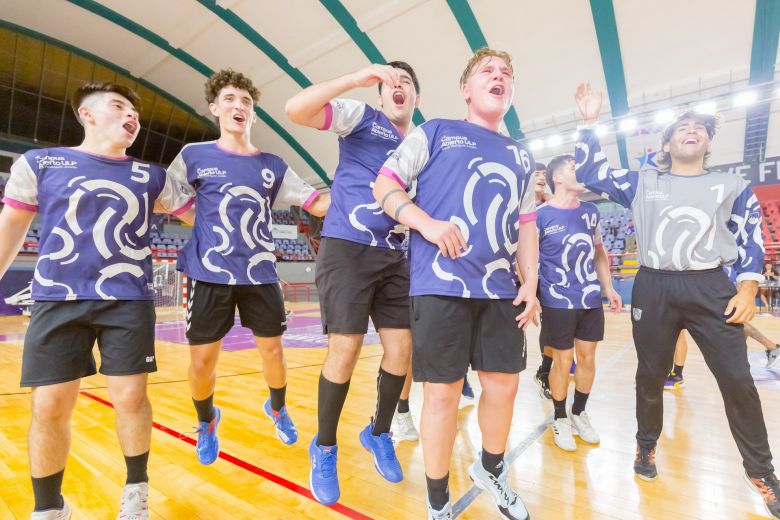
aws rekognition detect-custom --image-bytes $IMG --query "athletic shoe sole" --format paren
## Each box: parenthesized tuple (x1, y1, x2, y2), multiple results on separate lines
(634, 469, 657, 482)
(768, 353, 780, 370)
(309, 469, 338, 505)
(743, 472, 779, 519)
(468, 465, 530, 520)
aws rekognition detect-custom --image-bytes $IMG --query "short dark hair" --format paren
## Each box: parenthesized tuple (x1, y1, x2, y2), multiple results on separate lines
(379, 61, 420, 94)
(71, 82, 140, 124)
(534, 161, 546, 172)
(545, 154, 575, 194)
(204, 69, 260, 105)
(656, 110, 718, 172)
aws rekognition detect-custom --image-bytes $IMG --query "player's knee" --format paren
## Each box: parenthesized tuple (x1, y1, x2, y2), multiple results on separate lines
(425, 385, 460, 410)
(553, 348, 575, 367)
(482, 374, 519, 399)
(190, 355, 217, 377)
(112, 384, 149, 413)
(32, 394, 73, 424)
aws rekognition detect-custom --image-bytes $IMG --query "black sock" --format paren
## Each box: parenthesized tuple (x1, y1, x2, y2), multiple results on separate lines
(426, 473, 450, 510)
(372, 367, 406, 435)
(481, 449, 505, 478)
(32, 470, 65, 511)
(193, 394, 215, 423)
(317, 373, 350, 446)
(674, 364, 684, 377)
(125, 451, 149, 484)
(397, 398, 410, 414)
(571, 390, 589, 416)
(269, 384, 287, 411)
(553, 397, 567, 420)
(540, 354, 553, 373)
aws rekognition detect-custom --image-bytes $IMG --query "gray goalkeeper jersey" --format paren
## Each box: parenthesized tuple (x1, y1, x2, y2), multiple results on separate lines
(575, 128, 764, 283)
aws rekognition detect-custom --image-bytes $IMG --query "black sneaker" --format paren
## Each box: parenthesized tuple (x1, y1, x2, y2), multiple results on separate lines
(534, 368, 552, 400)
(633, 445, 657, 481)
(745, 472, 780, 519)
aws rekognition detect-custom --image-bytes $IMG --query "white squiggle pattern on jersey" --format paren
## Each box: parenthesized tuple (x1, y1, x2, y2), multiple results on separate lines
(654, 206, 714, 270)
(549, 232, 599, 309)
(431, 217, 472, 297)
(437, 159, 518, 296)
(204, 182, 276, 284)
(96, 263, 144, 299)
(348, 180, 397, 249)
(36, 177, 151, 299)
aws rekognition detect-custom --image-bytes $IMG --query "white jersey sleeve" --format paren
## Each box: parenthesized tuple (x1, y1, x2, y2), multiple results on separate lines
(273, 166, 319, 211)
(378, 126, 430, 190)
(157, 169, 195, 215)
(321, 98, 367, 137)
(4, 155, 38, 211)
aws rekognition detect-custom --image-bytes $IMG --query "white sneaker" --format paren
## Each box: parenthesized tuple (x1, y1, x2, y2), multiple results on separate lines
(392, 411, 420, 441)
(767, 348, 780, 369)
(426, 498, 452, 519)
(117, 482, 149, 520)
(30, 499, 71, 520)
(570, 411, 600, 444)
(551, 417, 577, 451)
(468, 459, 529, 520)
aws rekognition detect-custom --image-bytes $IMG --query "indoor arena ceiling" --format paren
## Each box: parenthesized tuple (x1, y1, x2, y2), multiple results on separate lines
(2, 0, 779, 190)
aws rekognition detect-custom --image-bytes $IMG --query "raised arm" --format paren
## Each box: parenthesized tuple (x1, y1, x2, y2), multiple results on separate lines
(574, 82, 640, 208)
(285, 65, 401, 129)
(373, 126, 467, 259)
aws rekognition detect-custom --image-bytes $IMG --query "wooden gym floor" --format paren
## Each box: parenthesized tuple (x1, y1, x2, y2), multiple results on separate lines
(0, 304, 778, 519)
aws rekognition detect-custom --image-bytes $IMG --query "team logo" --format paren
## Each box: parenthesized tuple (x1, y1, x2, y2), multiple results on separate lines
(35, 155, 77, 169)
(632, 307, 642, 321)
(440, 135, 477, 151)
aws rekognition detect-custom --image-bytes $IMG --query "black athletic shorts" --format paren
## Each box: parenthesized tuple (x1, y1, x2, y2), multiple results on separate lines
(316, 237, 410, 334)
(186, 279, 286, 344)
(21, 300, 157, 387)
(410, 295, 526, 383)
(539, 306, 604, 350)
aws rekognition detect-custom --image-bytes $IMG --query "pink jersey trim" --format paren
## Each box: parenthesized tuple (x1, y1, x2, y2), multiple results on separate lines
(378, 167, 408, 190)
(518, 211, 537, 222)
(170, 197, 195, 216)
(319, 102, 334, 131)
(2, 197, 38, 212)
(546, 201, 581, 210)
(301, 190, 319, 211)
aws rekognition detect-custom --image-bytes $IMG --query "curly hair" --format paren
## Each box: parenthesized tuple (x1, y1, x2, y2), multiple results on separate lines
(460, 48, 513, 87)
(71, 82, 140, 123)
(655, 111, 718, 172)
(204, 69, 260, 105)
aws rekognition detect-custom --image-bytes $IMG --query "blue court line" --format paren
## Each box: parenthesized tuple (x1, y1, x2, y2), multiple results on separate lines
(452, 339, 634, 517)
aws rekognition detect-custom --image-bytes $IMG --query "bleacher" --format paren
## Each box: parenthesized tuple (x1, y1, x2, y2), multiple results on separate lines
(598, 205, 633, 255)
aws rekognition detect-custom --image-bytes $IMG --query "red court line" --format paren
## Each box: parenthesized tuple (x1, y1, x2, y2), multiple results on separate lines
(79, 391, 372, 520)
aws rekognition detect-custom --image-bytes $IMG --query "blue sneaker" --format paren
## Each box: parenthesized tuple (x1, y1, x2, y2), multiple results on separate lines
(263, 399, 298, 445)
(570, 360, 577, 375)
(462, 375, 475, 399)
(195, 406, 221, 465)
(309, 436, 340, 505)
(359, 423, 403, 483)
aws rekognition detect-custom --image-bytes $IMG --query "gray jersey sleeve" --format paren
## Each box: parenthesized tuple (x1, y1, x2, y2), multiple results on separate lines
(378, 126, 430, 189)
(273, 166, 319, 211)
(4, 156, 38, 211)
(322, 98, 366, 137)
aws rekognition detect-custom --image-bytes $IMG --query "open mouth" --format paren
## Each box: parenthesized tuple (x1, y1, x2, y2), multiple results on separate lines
(392, 91, 405, 106)
(489, 85, 504, 96)
(233, 113, 246, 124)
(122, 121, 137, 134)
(682, 138, 698, 145)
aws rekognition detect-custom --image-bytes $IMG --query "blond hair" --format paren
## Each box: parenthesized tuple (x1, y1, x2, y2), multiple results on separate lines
(460, 48, 514, 87)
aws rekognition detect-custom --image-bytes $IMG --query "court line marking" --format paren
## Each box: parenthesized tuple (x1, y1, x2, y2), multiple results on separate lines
(79, 390, 374, 520)
(452, 340, 634, 517)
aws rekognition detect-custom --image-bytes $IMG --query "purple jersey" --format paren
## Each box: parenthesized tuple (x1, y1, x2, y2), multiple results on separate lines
(380, 119, 537, 299)
(537, 201, 603, 309)
(168, 141, 318, 285)
(320, 98, 406, 249)
(3, 148, 193, 301)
